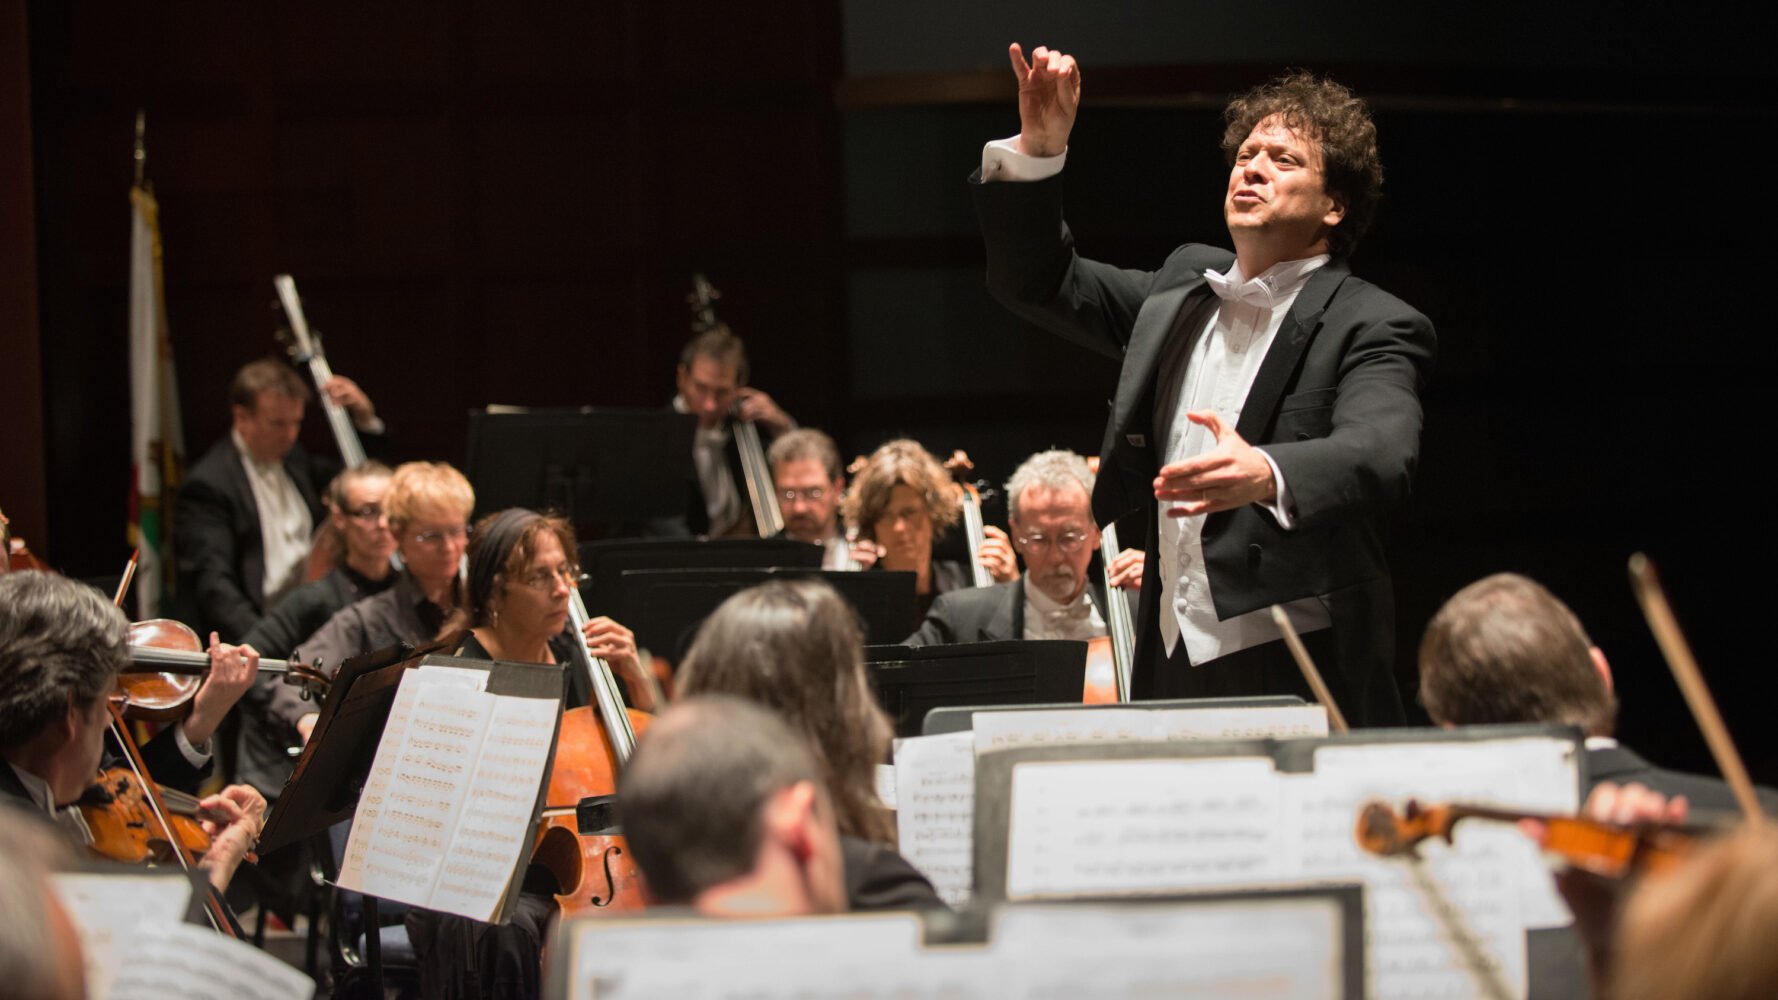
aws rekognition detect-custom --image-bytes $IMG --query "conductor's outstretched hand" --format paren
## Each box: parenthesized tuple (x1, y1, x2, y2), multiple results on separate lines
(1008, 43, 1080, 158)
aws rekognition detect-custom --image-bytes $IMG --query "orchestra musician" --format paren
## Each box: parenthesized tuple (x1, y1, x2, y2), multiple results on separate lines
(174, 358, 386, 640)
(277, 460, 474, 746)
(974, 48, 1434, 724)
(0, 807, 85, 1000)
(671, 325, 795, 537)
(233, 461, 397, 797)
(0, 572, 265, 893)
(906, 449, 1143, 645)
(618, 696, 848, 918)
(677, 580, 943, 910)
(1419, 573, 1778, 814)
(405, 507, 646, 1000)
(841, 439, 1017, 629)
(768, 428, 874, 570)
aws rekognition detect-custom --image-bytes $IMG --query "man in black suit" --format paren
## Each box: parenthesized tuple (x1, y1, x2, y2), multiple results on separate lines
(974, 46, 1434, 724)
(671, 326, 794, 537)
(1418, 572, 1778, 816)
(174, 358, 383, 641)
(906, 449, 1141, 646)
(0, 572, 265, 893)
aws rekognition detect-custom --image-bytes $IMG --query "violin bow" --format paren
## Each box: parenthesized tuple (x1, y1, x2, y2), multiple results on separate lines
(1628, 553, 1765, 827)
(112, 548, 139, 608)
(1270, 605, 1348, 734)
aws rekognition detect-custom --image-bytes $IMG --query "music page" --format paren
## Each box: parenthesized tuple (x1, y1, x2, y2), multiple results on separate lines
(892, 731, 977, 906)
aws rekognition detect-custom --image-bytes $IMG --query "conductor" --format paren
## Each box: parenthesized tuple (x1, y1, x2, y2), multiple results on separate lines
(973, 45, 1435, 724)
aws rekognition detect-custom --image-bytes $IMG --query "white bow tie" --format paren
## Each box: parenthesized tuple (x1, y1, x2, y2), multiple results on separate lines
(1203, 268, 1283, 310)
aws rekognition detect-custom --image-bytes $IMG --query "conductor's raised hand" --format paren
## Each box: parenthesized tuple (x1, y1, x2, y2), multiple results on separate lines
(1155, 411, 1276, 517)
(1008, 43, 1080, 158)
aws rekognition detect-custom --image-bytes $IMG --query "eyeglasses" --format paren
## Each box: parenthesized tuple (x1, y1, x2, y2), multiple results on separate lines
(513, 564, 586, 593)
(343, 505, 386, 522)
(779, 487, 828, 503)
(1015, 530, 1091, 554)
(409, 524, 471, 547)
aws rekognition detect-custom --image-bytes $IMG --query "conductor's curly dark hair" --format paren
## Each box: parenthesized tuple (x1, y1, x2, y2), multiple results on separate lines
(1221, 72, 1383, 259)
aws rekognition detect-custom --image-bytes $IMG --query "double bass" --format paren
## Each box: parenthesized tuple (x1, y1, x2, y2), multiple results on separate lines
(687, 274, 784, 538)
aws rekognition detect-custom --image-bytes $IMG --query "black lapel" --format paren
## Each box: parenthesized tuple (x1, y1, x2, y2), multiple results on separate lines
(1001, 580, 1025, 642)
(1232, 263, 1348, 444)
(1113, 278, 1215, 440)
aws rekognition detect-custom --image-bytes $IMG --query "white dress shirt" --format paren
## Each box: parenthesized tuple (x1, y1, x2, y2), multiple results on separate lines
(1022, 576, 1107, 642)
(233, 429, 313, 608)
(672, 396, 746, 536)
(981, 138, 1331, 664)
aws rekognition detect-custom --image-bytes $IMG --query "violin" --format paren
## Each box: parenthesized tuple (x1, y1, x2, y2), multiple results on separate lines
(122, 617, 331, 721)
(80, 766, 215, 866)
(1357, 799, 1697, 880)
(530, 590, 653, 915)
(687, 273, 783, 539)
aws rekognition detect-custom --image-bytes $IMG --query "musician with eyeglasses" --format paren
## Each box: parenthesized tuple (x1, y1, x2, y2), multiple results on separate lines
(767, 429, 876, 571)
(905, 450, 1142, 645)
(274, 461, 475, 746)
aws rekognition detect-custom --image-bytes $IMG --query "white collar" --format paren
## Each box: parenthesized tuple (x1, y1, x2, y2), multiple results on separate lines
(1203, 254, 1330, 311)
(6, 760, 56, 814)
(1024, 574, 1093, 616)
(231, 428, 284, 474)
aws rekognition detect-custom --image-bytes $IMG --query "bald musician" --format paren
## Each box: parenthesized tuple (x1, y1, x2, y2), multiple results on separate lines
(175, 358, 386, 640)
(0, 572, 264, 892)
(906, 449, 1142, 646)
(619, 696, 847, 917)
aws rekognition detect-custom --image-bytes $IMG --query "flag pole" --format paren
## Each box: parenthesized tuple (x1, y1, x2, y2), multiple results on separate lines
(134, 109, 146, 187)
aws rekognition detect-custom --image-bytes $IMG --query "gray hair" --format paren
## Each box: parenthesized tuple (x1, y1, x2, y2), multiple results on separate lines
(0, 572, 129, 750)
(0, 806, 78, 1000)
(1005, 450, 1095, 524)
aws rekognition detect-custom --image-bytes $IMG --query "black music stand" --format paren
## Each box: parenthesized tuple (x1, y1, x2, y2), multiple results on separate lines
(615, 567, 918, 668)
(464, 407, 696, 540)
(576, 537, 822, 618)
(864, 640, 1088, 738)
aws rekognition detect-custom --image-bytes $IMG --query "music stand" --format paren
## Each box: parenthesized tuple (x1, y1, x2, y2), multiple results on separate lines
(615, 568, 918, 669)
(464, 407, 696, 540)
(576, 537, 822, 618)
(919, 695, 1309, 736)
(864, 640, 1088, 738)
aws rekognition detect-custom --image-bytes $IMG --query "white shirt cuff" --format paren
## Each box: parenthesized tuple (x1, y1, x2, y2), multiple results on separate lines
(981, 135, 1067, 182)
(1256, 450, 1296, 531)
(174, 721, 213, 769)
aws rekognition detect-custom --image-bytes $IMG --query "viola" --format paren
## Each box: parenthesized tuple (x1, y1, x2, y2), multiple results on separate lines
(121, 617, 331, 721)
(1357, 799, 1696, 880)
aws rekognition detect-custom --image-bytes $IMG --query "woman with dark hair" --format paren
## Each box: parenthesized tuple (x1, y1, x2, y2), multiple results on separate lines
(677, 579, 944, 910)
(408, 507, 649, 1000)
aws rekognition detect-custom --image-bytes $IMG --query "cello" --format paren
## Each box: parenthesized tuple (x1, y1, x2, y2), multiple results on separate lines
(531, 589, 654, 915)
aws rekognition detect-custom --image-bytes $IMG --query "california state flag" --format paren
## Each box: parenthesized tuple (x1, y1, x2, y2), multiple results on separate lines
(127, 181, 185, 618)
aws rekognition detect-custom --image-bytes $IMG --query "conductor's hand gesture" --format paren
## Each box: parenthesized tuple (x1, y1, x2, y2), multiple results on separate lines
(1009, 43, 1080, 158)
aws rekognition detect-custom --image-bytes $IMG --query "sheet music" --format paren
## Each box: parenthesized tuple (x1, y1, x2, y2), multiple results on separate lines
(874, 763, 898, 810)
(53, 872, 194, 1000)
(995, 897, 1345, 1000)
(100, 921, 314, 1000)
(337, 671, 426, 888)
(339, 664, 559, 920)
(973, 705, 1328, 751)
(1004, 758, 1284, 898)
(892, 731, 976, 906)
(429, 693, 559, 920)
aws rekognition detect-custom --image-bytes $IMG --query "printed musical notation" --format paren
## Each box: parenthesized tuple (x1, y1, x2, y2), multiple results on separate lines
(338, 663, 560, 922)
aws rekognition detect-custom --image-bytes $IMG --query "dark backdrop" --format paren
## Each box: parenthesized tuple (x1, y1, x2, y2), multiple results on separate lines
(17, 2, 1778, 785)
